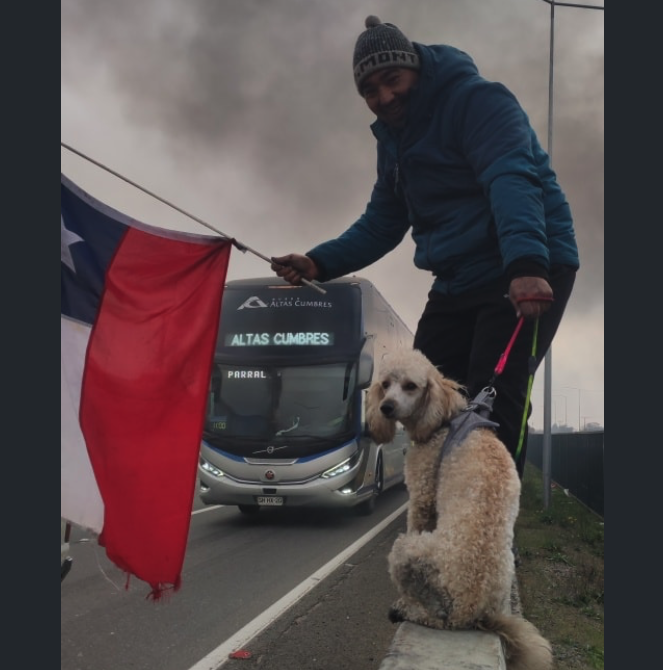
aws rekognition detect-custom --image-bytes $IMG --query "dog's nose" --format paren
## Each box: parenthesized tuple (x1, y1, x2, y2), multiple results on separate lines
(380, 402, 395, 417)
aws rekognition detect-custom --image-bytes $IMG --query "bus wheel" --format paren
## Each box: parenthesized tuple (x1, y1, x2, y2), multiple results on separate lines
(238, 504, 260, 515)
(357, 454, 383, 516)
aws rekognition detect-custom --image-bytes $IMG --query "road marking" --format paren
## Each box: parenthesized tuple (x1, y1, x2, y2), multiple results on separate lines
(187, 502, 408, 670)
(191, 505, 223, 515)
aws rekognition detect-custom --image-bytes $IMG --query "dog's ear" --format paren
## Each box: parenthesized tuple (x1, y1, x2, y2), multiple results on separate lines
(365, 382, 397, 444)
(409, 368, 467, 442)
(439, 375, 468, 416)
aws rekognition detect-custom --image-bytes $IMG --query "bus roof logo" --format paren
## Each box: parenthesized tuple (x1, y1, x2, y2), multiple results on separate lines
(238, 296, 268, 310)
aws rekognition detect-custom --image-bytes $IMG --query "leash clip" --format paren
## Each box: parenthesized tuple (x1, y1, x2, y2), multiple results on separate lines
(465, 386, 497, 419)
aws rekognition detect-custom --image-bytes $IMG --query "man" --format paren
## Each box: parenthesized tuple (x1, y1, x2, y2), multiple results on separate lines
(271, 16, 579, 477)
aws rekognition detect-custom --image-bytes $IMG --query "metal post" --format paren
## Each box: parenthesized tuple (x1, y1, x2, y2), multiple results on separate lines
(553, 394, 567, 426)
(560, 386, 581, 431)
(541, 0, 556, 509)
(542, 355, 553, 507)
(538, 0, 603, 507)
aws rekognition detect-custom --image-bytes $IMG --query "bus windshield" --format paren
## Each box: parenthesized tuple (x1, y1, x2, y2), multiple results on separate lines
(204, 362, 358, 446)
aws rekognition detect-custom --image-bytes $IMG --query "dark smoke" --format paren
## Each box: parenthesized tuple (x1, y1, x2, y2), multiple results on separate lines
(61, 0, 604, 425)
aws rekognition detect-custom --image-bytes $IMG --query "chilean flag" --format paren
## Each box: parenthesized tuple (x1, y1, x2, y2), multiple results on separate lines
(61, 174, 231, 597)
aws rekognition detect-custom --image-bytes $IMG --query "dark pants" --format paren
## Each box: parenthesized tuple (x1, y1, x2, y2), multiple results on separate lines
(413, 265, 576, 478)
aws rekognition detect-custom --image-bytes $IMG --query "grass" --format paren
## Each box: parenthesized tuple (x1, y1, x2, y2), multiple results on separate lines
(515, 461, 604, 669)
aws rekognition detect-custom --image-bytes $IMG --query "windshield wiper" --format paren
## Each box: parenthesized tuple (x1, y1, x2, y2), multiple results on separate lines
(276, 434, 347, 446)
(275, 416, 300, 436)
(203, 432, 269, 445)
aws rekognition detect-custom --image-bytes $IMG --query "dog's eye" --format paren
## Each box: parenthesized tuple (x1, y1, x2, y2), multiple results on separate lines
(381, 381, 391, 390)
(403, 382, 418, 392)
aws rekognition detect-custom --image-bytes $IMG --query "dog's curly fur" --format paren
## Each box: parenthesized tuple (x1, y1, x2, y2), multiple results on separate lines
(366, 349, 552, 670)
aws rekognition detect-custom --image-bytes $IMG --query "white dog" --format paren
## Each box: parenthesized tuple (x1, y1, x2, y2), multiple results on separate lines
(366, 349, 552, 670)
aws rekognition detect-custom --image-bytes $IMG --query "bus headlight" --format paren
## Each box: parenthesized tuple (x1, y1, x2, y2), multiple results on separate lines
(199, 457, 224, 478)
(321, 451, 360, 479)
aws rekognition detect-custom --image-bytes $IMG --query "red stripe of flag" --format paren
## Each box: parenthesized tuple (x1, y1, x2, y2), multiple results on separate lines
(79, 227, 231, 597)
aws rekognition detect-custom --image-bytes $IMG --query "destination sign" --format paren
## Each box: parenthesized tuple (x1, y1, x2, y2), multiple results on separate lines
(225, 332, 335, 346)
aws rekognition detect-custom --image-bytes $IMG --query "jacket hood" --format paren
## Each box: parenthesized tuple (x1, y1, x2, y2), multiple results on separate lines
(409, 43, 480, 116)
(414, 43, 480, 93)
(370, 43, 480, 139)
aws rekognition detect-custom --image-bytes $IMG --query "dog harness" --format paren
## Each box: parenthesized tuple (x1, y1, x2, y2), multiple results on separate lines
(436, 387, 499, 468)
(433, 315, 539, 469)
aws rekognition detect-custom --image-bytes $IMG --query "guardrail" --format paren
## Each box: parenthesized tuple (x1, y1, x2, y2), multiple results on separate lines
(526, 431, 604, 517)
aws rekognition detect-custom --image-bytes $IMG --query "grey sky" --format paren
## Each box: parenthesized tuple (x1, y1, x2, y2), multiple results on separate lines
(61, 0, 604, 429)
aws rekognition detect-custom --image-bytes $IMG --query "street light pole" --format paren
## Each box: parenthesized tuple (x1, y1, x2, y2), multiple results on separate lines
(560, 386, 581, 431)
(553, 394, 567, 426)
(538, 0, 603, 507)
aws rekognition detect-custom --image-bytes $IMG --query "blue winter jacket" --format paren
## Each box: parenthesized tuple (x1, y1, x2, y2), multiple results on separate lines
(307, 43, 579, 295)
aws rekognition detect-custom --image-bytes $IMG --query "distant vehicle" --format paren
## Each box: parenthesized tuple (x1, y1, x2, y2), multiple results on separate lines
(198, 276, 413, 515)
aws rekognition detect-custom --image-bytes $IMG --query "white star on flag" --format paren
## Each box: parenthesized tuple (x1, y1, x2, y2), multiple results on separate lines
(61, 214, 83, 272)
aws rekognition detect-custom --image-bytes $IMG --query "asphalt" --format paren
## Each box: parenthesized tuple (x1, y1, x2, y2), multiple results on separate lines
(221, 510, 507, 670)
(227, 515, 405, 670)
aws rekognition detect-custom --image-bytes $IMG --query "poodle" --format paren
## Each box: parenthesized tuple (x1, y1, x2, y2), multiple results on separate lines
(366, 348, 552, 670)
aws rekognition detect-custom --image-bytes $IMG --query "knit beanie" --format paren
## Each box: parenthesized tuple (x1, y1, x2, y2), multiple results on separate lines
(352, 15, 420, 93)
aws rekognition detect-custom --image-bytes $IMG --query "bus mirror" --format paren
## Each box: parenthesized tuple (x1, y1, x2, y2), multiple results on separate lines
(357, 359, 373, 388)
(357, 340, 374, 387)
(360, 389, 373, 438)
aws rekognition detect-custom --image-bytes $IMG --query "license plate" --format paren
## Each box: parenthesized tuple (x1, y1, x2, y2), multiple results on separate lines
(256, 496, 284, 506)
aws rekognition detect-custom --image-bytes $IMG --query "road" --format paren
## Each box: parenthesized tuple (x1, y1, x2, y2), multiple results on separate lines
(61, 486, 409, 670)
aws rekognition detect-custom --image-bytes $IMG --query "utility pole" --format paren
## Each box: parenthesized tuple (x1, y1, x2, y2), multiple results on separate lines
(560, 386, 581, 431)
(538, 0, 603, 508)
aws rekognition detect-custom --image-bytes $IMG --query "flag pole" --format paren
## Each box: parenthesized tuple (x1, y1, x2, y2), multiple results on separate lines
(60, 142, 326, 294)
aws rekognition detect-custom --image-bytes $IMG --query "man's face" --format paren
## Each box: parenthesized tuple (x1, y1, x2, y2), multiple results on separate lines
(360, 67, 420, 128)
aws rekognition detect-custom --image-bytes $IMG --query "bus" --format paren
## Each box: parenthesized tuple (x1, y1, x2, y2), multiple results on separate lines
(197, 276, 413, 515)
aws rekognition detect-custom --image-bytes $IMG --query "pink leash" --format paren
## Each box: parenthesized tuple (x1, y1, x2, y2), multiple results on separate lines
(492, 316, 524, 380)
(484, 315, 540, 462)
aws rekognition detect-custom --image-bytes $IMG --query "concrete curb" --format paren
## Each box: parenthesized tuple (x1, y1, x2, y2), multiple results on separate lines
(378, 622, 506, 670)
(379, 569, 521, 668)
